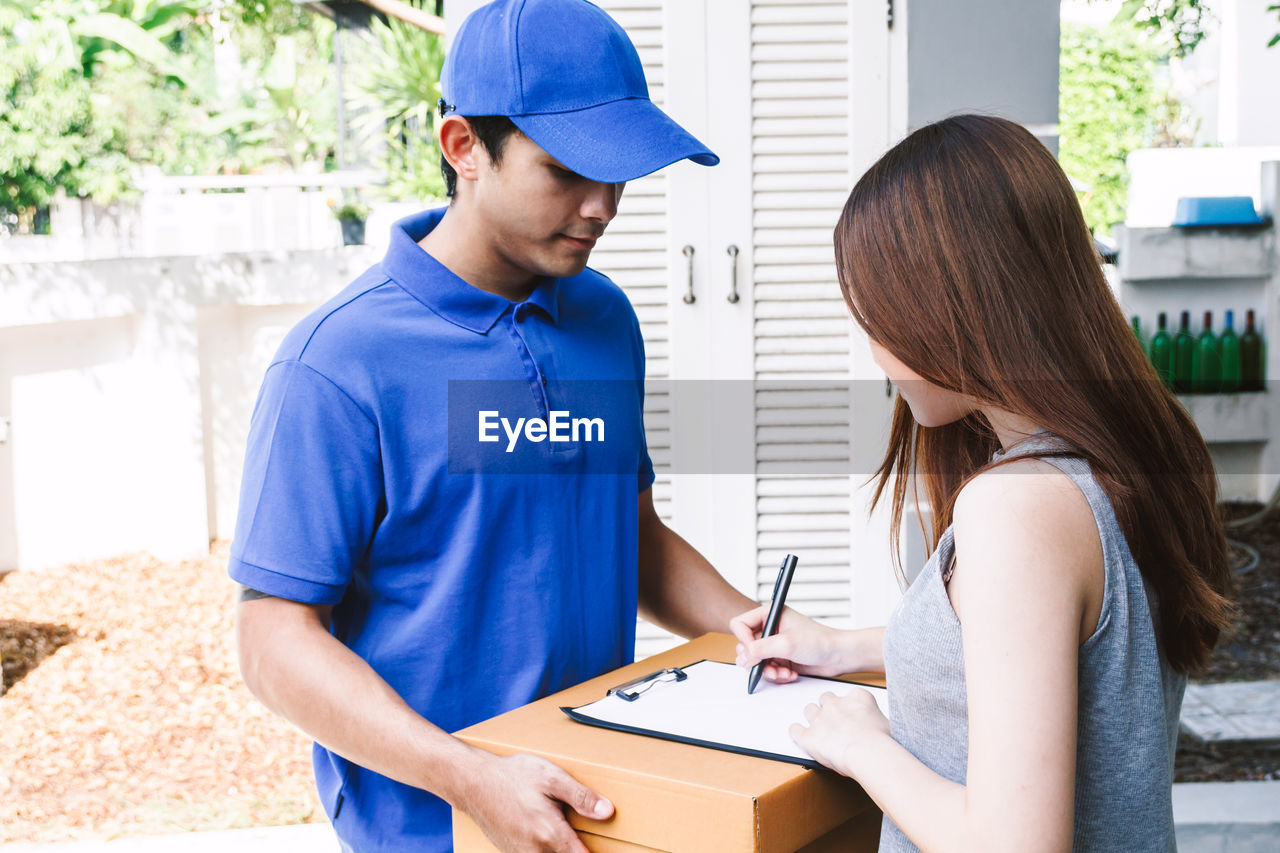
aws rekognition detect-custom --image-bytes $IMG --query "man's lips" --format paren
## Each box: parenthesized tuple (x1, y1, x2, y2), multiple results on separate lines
(561, 234, 598, 250)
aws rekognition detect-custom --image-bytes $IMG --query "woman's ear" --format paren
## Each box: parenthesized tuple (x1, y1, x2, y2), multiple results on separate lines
(439, 115, 485, 186)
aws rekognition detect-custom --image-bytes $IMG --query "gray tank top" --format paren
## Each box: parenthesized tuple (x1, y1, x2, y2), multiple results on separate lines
(879, 433, 1186, 852)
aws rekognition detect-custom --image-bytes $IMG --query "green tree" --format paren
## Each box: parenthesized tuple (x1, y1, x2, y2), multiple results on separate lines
(200, 0, 336, 173)
(346, 6, 446, 201)
(1, 0, 207, 225)
(2, 0, 339, 229)
(1114, 0, 1209, 57)
(0, 9, 133, 227)
(1101, 0, 1280, 53)
(1059, 22, 1167, 236)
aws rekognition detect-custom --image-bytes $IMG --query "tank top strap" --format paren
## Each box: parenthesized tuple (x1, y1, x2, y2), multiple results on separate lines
(989, 431, 1114, 532)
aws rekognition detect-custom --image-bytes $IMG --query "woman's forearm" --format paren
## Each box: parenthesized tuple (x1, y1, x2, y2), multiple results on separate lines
(842, 626, 886, 674)
(840, 732, 973, 853)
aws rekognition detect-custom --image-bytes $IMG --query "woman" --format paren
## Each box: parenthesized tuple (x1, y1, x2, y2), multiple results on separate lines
(732, 115, 1234, 852)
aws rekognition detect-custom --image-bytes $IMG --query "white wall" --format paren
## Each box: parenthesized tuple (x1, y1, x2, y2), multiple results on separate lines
(906, 0, 1060, 150)
(1215, 0, 1280, 147)
(1126, 146, 1280, 227)
(0, 246, 380, 571)
(1, 314, 206, 570)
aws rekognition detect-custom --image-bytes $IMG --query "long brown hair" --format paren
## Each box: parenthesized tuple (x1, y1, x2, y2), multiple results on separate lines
(834, 114, 1233, 674)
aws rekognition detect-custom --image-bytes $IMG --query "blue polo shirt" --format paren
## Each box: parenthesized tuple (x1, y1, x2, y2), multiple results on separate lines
(228, 207, 654, 852)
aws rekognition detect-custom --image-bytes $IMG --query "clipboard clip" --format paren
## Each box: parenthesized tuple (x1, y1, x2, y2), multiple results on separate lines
(606, 666, 688, 702)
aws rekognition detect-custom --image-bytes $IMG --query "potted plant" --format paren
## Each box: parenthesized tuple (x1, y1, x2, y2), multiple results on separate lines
(331, 197, 371, 246)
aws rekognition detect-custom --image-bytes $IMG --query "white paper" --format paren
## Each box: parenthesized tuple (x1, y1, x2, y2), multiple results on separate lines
(569, 660, 889, 764)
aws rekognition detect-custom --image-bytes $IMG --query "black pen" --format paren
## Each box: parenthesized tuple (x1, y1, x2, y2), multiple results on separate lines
(747, 554, 798, 694)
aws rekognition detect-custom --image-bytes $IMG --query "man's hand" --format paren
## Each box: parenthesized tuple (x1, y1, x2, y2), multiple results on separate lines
(461, 753, 614, 853)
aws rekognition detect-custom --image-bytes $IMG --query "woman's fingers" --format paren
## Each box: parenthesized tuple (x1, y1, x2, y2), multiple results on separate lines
(746, 632, 796, 665)
(728, 605, 772, 645)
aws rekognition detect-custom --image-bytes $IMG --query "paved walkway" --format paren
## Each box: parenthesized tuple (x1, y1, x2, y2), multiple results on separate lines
(4, 782, 1279, 852)
(1181, 680, 1280, 744)
(0, 825, 338, 853)
(1174, 781, 1280, 852)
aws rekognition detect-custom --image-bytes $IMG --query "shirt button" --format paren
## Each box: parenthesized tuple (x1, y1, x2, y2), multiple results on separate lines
(540, 373, 548, 385)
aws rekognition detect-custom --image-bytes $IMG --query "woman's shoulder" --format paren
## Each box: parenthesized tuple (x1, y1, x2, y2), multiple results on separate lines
(951, 457, 1103, 618)
(954, 456, 1095, 538)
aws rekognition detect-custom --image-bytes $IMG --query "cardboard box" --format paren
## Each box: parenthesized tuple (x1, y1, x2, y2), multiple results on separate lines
(452, 633, 884, 852)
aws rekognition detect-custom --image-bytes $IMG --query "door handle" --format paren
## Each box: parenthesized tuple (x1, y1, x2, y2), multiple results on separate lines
(726, 244, 740, 304)
(681, 245, 696, 304)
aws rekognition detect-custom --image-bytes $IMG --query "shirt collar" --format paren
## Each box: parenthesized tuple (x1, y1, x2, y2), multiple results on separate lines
(381, 207, 561, 334)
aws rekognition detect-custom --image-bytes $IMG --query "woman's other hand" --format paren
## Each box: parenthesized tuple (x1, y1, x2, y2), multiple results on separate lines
(791, 689, 891, 778)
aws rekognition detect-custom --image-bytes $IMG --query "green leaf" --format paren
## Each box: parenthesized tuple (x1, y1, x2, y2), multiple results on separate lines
(1116, 0, 1146, 23)
(70, 13, 187, 83)
(140, 1, 202, 33)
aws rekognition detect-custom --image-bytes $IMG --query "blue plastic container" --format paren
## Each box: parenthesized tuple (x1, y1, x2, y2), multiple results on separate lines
(1173, 196, 1269, 227)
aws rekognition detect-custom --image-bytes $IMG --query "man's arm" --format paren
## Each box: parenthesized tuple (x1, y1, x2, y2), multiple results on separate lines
(235, 590, 612, 852)
(635, 488, 758, 638)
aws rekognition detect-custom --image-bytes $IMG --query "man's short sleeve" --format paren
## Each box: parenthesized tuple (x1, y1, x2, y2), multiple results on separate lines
(228, 359, 383, 604)
(638, 434, 655, 493)
(631, 315, 656, 494)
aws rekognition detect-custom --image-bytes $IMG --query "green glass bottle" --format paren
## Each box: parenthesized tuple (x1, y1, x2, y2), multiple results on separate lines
(1219, 310, 1241, 393)
(1241, 309, 1265, 392)
(1173, 310, 1195, 394)
(1149, 312, 1173, 387)
(1193, 311, 1221, 394)
(1131, 315, 1142, 345)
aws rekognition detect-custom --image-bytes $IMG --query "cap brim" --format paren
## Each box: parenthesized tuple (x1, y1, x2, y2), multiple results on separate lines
(511, 98, 719, 183)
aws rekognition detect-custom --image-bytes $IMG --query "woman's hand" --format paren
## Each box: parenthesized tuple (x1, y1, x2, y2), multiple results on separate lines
(729, 605, 853, 683)
(790, 689, 891, 779)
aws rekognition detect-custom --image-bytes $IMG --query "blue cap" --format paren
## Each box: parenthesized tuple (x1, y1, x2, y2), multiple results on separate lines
(441, 0, 719, 183)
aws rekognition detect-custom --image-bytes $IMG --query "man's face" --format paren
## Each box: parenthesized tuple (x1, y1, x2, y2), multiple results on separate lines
(469, 129, 626, 279)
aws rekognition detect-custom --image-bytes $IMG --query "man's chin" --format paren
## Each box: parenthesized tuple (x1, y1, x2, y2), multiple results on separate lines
(540, 254, 591, 279)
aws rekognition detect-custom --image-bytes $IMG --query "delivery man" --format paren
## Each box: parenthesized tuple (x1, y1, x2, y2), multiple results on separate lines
(229, 0, 757, 850)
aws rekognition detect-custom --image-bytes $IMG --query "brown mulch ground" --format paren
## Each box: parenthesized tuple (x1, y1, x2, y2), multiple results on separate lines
(0, 545, 323, 843)
(1200, 501, 1280, 683)
(1173, 500, 1280, 783)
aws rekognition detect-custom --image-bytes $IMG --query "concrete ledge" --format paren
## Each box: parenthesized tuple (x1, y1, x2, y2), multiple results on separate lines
(1182, 681, 1280, 744)
(1117, 225, 1276, 281)
(1174, 781, 1280, 853)
(1175, 394, 1273, 446)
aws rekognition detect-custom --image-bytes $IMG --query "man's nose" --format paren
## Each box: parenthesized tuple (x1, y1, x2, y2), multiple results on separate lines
(581, 181, 623, 224)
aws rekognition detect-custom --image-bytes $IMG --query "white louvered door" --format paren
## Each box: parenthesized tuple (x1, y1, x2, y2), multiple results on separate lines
(748, 0, 860, 626)
(726, 1, 897, 632)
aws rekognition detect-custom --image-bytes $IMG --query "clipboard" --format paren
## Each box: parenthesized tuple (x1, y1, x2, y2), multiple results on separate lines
(561, 659, 889, 769)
